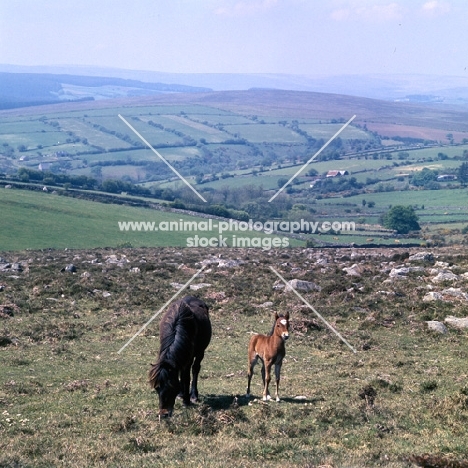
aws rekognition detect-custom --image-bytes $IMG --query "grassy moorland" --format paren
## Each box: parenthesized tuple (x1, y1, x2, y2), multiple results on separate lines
(1, 246, 468, 467)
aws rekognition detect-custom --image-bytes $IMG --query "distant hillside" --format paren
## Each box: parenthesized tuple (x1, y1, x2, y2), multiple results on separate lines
(0, 72, 212, 110)
(2, 64, 468, 103)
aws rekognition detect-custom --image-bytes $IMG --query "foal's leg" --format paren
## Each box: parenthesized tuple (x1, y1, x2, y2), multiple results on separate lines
(190, 353, 204, 403)
(274, 362, 282, 402)
(246, 353, 258, 398)
(263, 360, 273, 401)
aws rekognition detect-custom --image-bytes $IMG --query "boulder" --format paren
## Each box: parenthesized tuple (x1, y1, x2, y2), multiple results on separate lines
(189, 283, 211, 291)
(285, 279, 321, 292)
(389, 267, 424, 278)
(444, 316, 468, 329)
(409, 252, 434, 262)
(432, 272, 458, 283)
(423, 292, 444, 302)
(342, 263, 364, 277)
(105, 255, 129, 267)
(441, 288, 468, 301)
(218, 259, 244, 268)
(426, 321, 448, 334)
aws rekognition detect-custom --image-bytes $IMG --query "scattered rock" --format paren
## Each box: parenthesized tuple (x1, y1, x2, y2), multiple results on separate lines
(81, 271, 91, 279)
(285, 279, 321, 292)
(441, 288, 468, 301)
(444, 316, 468, 329)
(432, 271, 458, 283)
(272, 281, 285, 290)
(342, 263, 364, 277)
(389, 266, 424, 278)
(10, 263, 23, 272)
(423, 292, 444, 302)
(218, 259, 244, 268)
(102, 291, 112, 298)
(105, 255, 129, 267)
(408, 252, 434, 262)
(171, 282, 185, 290)
(62, 264, 77, 273)
(189, 283, 211, 291)
(389, 267, 410, 278)
(130, 267, 141, 273)
(256, 301, 274, 308)
(0, 263, 11, 271)
(426, 321, 448, 334)
(377, 290, 394, 296)
(201, 258, 243, 268)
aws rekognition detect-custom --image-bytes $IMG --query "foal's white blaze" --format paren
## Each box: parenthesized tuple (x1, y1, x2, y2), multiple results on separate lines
(280, 319, 287, 325)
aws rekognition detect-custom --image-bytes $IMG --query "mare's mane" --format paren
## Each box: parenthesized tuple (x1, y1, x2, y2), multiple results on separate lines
(149, 301, 196, 388)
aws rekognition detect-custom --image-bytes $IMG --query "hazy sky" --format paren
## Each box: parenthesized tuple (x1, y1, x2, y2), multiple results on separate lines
(1, 0, 467, 77)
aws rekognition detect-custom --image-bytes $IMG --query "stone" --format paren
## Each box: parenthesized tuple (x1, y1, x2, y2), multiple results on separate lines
(105, 255, 129, 267)
(441, 288, 468, 301)
(285, 279, 321, 292)
(426, 321, 448, 334)
(409, 252, 434, 262)
(423, 292, 444, 302)
(432, 272, 458, 283)
(444, 316, 468, 329)
(189, 283, 211, 291)
(342, 263, 364, 277)
(218, 259, 243, 268)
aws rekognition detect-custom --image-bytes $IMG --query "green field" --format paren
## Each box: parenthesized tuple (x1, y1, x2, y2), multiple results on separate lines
(0, 187, 302, 251)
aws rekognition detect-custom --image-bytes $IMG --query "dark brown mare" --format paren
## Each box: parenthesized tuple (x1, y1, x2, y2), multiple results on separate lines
(246, 312, 290, 402)
(149, 296, 212, 418)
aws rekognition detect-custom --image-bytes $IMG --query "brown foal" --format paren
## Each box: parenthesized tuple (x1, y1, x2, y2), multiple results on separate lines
(246, 312, 290, 402)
